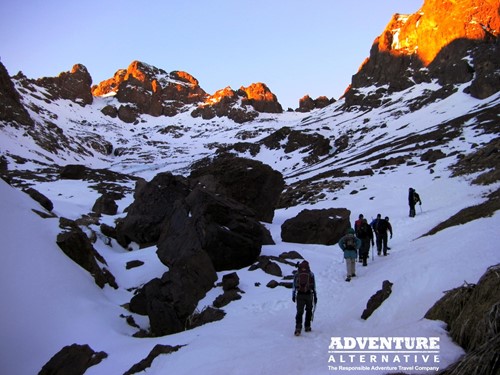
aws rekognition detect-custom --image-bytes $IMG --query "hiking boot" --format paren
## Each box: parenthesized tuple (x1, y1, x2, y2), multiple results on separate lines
(352, 273, 356, 277)
(305, 326, 311, 332)
(294, 327, 301, 336)
(345, 276, 351, 282)
(377, 252, 381, 256)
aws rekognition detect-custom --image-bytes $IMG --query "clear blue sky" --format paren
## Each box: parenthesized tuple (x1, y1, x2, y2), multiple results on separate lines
(0, 0, 423, 109)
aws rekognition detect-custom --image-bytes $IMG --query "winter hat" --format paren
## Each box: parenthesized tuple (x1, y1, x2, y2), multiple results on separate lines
(348, 228, 355, 234)
(299, 260, 310, 271)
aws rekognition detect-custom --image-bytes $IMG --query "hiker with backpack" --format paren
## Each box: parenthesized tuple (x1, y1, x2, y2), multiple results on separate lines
(292, 260, 317, 336)
(354, 214, 364, 233)
(356, 218, 374, 266)
(374, 216, 393, 256)
(338, 228, 361, 282)
(408, 187, 422, 217)
(370, 214, 382, 253)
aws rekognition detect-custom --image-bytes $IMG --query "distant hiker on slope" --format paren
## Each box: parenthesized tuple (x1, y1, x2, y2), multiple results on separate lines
(292, 260, 317, 336)
(356, 218, 374, 266)
(338, 228, 361, 282)
(408, 187, 422, 217)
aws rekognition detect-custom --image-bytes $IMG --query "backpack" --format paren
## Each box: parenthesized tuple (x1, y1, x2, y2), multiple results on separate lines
(358, 223, 370, 238)
(377, 219, 388, 233)
(413, 192, 420, 204)
(295, 262, 313, 293)
(296, 271, 312, 293)
(344, 233, 357, 250)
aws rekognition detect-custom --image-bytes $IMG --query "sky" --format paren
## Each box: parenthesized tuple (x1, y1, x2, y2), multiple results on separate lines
(0, 0, 423, 109)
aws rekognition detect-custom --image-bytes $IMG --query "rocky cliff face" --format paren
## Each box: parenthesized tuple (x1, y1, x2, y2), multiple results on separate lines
(91, 61, 282, 122)
(344, 0, 500, 107)
(191, 82, 283, 123)
(0, 64, 33, 126)
(36, 64, 94, 106)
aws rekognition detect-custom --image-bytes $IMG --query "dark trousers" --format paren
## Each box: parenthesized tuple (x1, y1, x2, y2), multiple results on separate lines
(295, 293, 313, 329)
(409, 204, 416, 217)
(359, 238, 370, 265)
(376, 233, 389, 255)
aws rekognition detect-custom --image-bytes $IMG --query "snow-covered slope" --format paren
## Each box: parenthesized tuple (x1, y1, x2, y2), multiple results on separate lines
(1, 73, 499, 374)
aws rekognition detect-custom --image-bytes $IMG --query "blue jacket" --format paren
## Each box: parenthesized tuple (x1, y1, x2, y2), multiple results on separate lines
(338, 230, 361, 259)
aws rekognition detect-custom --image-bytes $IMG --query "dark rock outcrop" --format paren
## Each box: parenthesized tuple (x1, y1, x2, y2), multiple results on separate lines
(56, 221, 118, 289)
(23, 187, 53, 212)
(191, 82, 282, 123)
(281, 208, 351, 245)
(157, 187, 270, 271)
(39, 343, 107, 375)
(425, 264, 500, 375)
(259, 127, 331, 164)
(190, 155, 284, 223)
(130, 184, 272, 336)
(296, 95, 335, 112)
(60, 164, 87, 180)
(361, 280, 393, 320)
(36, 64, 93, 106)
(123, 344, 184, 375)
(92, 193, 118, 215)
(222, 272, 240, 291)
(0, 62, 33, 126)
(115, 173, 190, 247)
(129, 249, 217, 336)
(240, 82, 283, 113)
(425, 264, 500, 352)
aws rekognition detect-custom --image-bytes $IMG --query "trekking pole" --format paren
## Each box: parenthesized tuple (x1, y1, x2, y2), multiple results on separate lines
(311, 299, 317, 322)
(419, 204, 423, 214)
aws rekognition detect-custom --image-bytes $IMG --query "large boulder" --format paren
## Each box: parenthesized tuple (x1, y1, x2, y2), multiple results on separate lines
(115, 172, 190, 247)
(130, 198, 217, 336)
(281, 208, 351, 245)
(132, 186, 272, 336)
(91, 193, 118, 215)
(157, 187, 271, 271)
(189, 155, 284, 223)
(39, 344, 107, 375)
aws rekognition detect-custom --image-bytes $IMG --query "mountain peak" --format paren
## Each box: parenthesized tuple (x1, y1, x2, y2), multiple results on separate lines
(345, 0, 500, 107)
(377, 0, 499, 66)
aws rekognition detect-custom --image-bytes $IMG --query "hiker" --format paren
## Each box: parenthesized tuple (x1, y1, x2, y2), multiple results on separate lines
(370, 214, 382, 252)
(292, 260, 317, 336)
(354, 214, 364, 233)
(408, 187, 422, 217)
(338, 228, 361, 282)
(356, 218, 374, 266)
(375, 216, 393, 256)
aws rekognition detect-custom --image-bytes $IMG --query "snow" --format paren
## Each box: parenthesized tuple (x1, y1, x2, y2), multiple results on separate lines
(1, 84, 499, 375)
